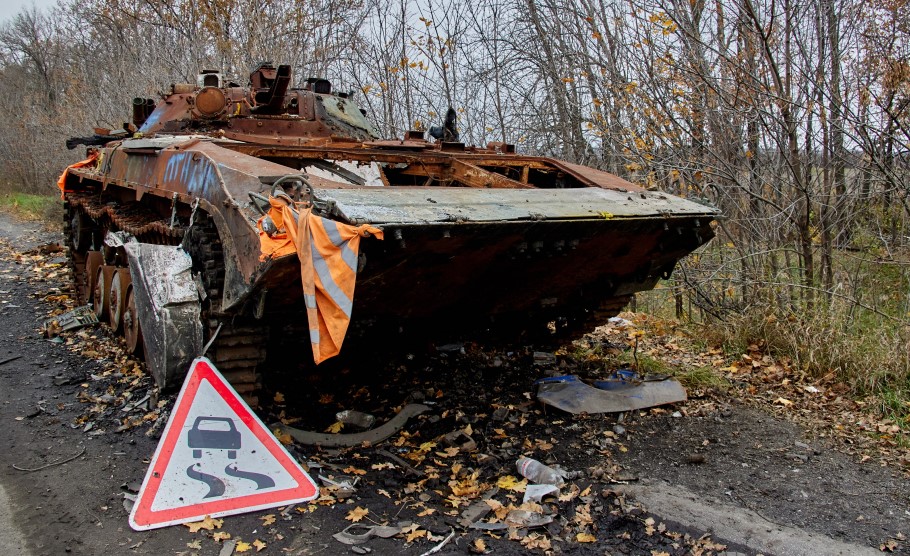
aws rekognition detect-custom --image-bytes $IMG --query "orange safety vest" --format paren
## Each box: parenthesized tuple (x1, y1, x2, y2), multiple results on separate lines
(258, 197, 383, 363)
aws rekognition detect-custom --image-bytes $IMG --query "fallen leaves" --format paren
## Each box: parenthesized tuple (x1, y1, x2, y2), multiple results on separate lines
(184, 515, 223, 533)
(576, 532, 597, 543)
(496, 475, 527, 492)
(401, 523, 427, 543)
(346, 506, 369, 522)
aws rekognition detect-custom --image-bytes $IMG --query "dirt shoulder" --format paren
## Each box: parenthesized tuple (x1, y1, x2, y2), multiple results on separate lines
(0, 210, 906, 556)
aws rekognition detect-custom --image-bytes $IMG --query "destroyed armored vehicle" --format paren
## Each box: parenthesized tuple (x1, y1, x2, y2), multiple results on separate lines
(60, 63, 718, 397)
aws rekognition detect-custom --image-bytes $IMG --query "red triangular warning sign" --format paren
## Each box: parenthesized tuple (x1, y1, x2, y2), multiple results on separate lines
(129, 357, 318, 530)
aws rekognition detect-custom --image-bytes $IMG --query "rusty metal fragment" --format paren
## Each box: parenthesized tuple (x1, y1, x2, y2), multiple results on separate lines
(123, 243, 203, 388)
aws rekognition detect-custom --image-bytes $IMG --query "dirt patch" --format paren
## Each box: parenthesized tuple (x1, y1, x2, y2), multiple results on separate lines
(616, 402, 909, 550)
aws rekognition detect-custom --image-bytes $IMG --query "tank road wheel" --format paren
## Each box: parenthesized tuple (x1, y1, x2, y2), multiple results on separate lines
(69, 207, 93, 253)
(108, 269, 132, 333)
(183, 215, 266, 404)
(122, 285, 143, 355)
(63, 201, 100, 304)
(93, 265, 115, 322)
(85, 251, 103, 303)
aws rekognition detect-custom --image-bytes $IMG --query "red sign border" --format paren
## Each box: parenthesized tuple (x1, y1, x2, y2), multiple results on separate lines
(129, 357, 317, 530)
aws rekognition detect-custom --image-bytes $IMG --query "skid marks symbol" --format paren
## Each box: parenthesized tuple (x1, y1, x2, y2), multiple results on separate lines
(225, 464, 276, 490)
(185, 464, 226, 499)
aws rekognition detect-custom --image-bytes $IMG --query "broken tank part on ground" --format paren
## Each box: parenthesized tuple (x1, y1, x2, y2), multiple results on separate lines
(59, 62, 719, 398)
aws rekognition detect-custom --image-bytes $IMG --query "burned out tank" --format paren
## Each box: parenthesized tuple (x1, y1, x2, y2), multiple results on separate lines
(60, 63, 718, 398)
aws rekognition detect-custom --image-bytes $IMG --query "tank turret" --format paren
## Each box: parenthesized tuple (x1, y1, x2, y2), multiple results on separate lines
(135, 63, 379, 145)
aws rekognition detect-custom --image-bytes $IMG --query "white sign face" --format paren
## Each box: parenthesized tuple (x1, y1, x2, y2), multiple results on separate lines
(129, 358, 318, 530)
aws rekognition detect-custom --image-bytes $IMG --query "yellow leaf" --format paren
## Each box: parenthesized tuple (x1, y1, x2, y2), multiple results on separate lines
(417, 507, 436, 516)
(325, 421, 344, 433)
(273, 428, 292, 445)
(273, 391, 285, 403)
(260, 514, 276, 526)
(496, 475, 527, 492)
(473, 538, 487, 551)
(600, 211, 614, 219)
(577, 532, 596, 543)
(774, 397, 794, 407)
(406, 527, 427, 543)
(213, 531, 232, 541)
(346, 506, 369, 522)
(236, 541, 252, 553)
(344, 466, 367, 475)
(253, 539, 267, 552)
(184, 515, 223, 533)
(187, 540, 202, 549)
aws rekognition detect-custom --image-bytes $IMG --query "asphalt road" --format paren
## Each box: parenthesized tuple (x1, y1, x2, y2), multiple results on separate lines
(0, 482, 28, 555)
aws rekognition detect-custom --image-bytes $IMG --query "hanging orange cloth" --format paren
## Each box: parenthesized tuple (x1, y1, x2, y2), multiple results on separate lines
(258, 197, 383, 363)
(56, 151, 100, 198)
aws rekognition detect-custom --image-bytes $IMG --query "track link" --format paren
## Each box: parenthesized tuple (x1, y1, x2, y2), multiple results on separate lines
(184, 215, 267, 404)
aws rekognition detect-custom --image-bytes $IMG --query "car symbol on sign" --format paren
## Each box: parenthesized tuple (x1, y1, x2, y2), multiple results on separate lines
(188, 416, 241, 459)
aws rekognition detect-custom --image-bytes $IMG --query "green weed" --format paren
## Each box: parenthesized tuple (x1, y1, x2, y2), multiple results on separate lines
(676, 366, 730, 390)
(0, 192, 60, 222)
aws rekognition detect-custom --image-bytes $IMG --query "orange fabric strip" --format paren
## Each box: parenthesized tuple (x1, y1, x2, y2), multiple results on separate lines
(56, 152, 100, 199)
(257, 197, 383, 363)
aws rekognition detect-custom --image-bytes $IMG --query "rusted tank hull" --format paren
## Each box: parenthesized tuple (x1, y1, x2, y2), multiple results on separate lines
(259, 215, 711, 324)
(63, 131, 716, 391)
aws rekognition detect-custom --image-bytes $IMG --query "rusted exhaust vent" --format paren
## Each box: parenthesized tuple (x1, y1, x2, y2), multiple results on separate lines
(305, 78, 332, 95)
(487, 142, 516, 154)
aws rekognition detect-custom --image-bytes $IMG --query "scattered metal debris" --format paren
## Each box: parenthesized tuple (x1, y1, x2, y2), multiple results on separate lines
(273, 404, 430, 447)
(523, 484, 559, 503)
(443, 430, 477, 452)
(336, 409, 376, 430)
(332, 523, 402, 545)
(376, 449, 424, 477)
(418, 527, 455, 556)
(535, 374, 686, 414)
(42, 305, 98, 337)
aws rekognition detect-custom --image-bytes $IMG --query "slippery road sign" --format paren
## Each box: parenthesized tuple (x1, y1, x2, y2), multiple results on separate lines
(129, 357, 318, 530)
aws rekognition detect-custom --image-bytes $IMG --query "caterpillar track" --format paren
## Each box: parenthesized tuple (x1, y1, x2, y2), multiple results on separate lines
(63, 192, 265, 403)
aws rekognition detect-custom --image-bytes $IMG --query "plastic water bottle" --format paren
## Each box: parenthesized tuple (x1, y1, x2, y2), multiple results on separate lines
(516, 457, 565, 486)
